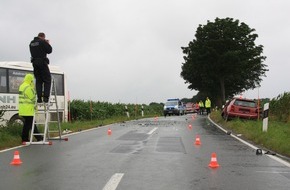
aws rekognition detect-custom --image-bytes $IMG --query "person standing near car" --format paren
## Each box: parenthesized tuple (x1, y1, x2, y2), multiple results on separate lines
(29, 32, 52, 103)
(195, 102, 200, 113)
(205, 97, 211, 115)
(19, 73, 42, 142)
(199, 100, 204, 115)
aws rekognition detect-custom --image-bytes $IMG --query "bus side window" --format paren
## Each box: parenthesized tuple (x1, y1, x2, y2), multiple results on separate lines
(52, 74, 64, 96)
(8, 70, 28, 93)
(0, 69, 7, 93)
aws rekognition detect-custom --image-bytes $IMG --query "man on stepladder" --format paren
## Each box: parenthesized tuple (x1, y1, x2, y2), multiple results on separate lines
(29, 32, 52, 103)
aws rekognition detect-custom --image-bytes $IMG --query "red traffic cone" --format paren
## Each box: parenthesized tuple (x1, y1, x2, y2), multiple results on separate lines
(107, 128, 112, 136)
(208, 152, 220, 168)
(188, 124, 192, 130)
(10, 150, 23, 165)
(194, 135, 201, 145)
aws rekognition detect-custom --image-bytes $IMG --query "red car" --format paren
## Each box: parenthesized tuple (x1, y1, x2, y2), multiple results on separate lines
(185, 102, 194, 114)
(221, 98, 260, 121)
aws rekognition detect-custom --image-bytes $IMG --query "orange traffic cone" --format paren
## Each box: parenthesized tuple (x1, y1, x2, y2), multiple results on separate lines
(188, 124, 192, 130)
(107, 128, 112, 136)
(194, 135, 201, 145)
(208, 152, 220, 168)
(10, 150, 22, 165)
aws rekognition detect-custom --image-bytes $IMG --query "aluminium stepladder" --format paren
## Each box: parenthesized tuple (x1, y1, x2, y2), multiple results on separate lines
(25, 78, 68, 145)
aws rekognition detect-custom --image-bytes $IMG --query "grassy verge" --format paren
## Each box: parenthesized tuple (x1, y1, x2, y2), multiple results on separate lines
(0, 114, 157, 151)
(210, 110, 290, 157)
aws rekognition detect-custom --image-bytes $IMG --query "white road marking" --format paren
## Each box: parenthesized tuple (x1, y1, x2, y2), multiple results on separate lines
(256, 171, 290, 174)
(147, 127, 158, 135)
(0, 145, 27, 153)
(102, 173, 124, 190)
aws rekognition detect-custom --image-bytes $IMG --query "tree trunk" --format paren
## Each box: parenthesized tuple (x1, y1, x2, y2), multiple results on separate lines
(219, 78, 226, 105)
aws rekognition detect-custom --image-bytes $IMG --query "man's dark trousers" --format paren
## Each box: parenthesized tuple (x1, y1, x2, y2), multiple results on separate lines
(21, 116, 42, 142)
(32, 59, 51, 102)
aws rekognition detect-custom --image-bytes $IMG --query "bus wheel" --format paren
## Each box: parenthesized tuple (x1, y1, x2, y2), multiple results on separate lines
(9, 115, 24, 126)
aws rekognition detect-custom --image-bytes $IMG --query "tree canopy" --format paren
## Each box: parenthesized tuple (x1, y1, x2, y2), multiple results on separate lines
(181, 17, 268, 107)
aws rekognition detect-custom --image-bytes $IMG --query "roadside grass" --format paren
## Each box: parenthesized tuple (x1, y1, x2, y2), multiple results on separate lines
(0, 115, 156, 151)
(0, 124, 23, 150)
(210, 110, 290, 157)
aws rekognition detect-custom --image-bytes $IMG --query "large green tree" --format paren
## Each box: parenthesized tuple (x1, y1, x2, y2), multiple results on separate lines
(181, 17, 268, 107)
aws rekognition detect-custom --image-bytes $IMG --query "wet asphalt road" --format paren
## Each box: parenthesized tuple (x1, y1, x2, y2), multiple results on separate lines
(1, 114, 290, 190)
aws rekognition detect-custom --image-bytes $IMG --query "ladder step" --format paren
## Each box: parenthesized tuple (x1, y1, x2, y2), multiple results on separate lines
(24, 141, 52, 145)
(35, 111, 46, 114)
(33, 133, 44, 136)
(35, 121, 58, 124)
(48, 121, 59, 123)
(35, 111, 59, 114)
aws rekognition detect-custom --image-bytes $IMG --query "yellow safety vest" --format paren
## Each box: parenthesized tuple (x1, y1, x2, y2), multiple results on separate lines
(18, 82, 36, 116)
(205, 99, 211, 108)
(199, 101, 204, 107)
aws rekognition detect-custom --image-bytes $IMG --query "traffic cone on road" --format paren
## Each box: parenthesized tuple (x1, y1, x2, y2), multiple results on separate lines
(107, 128, 112, 136)
(10, 150, 23, 165)
(188, 124, 192, 130)
(194, 135, 201, 145)
(208, 152, 220, 168)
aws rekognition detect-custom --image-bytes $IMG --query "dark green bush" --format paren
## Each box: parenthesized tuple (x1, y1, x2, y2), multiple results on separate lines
(269, 92, 290, 122)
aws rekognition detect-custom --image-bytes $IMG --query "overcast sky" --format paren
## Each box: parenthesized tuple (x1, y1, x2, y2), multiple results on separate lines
(1, 0, 290, 104)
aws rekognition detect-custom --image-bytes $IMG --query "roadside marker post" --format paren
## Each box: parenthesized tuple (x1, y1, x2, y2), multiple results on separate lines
(141, 105, 144, 117)
(262, 103, 269, 132)
(125, 106, 130, 118)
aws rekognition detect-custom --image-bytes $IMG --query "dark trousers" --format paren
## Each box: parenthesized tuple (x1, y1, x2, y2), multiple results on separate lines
(199, 107, 204, 115)
(32, 60, 51, 101)
(206, 107, 211, 115)
(21, 116, 42, 141)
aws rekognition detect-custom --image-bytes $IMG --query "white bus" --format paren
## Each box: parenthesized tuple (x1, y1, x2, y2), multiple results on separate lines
(0, 61, 68, 126)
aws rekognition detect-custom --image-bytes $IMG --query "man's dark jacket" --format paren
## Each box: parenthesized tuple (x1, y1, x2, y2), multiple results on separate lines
(29, 37, 52, 63)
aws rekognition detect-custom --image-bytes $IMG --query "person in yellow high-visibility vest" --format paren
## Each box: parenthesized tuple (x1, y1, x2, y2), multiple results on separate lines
(18, 74, 42, 142)
(205, 97, 211, 115)
(199, 100, 204, 115)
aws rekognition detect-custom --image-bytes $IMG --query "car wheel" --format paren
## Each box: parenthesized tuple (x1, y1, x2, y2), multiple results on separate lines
(225, 114, 230, 122)
(222, 113, 226, 120)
